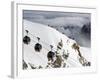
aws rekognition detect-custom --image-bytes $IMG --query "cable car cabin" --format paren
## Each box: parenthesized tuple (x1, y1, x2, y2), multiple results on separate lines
(23, 36, 31, 45)
(34, 43, 42, 52)
(47, 51, 55, 62)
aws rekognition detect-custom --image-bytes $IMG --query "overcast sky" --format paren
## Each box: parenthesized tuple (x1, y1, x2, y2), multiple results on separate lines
(23, 10, 91, 27)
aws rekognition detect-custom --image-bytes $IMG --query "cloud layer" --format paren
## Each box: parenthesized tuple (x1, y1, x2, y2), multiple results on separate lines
(23, 10, 91, 27)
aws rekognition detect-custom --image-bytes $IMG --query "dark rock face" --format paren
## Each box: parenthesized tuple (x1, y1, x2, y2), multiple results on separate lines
(23, 60, 28, 69)
(81, 23, 91, 39)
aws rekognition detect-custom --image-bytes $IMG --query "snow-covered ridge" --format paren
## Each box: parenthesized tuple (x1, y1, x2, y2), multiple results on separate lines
(24, 19, 76, 49)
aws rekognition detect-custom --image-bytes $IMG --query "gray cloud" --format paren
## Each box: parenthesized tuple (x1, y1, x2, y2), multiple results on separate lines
(23, 10, 90, 27)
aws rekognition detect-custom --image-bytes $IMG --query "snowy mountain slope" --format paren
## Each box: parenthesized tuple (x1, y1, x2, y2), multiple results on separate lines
(23, 19, 91, 69)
